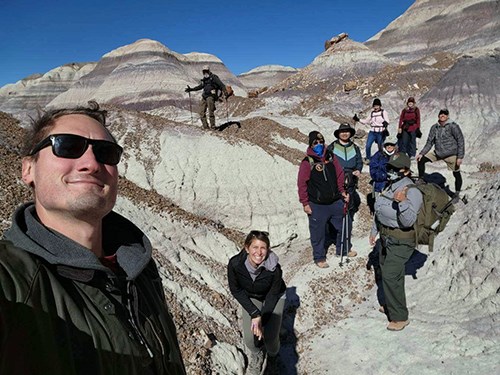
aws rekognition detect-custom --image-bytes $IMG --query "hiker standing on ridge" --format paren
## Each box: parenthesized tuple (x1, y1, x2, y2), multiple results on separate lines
(227, 231, 286, 375)
(353, 98, 390, 164)
(327, 123, 362, 257)
(369, 152, 423, 331)
(416, 108, 465, 197)
(397, 97, 421, 159)
(297, 131, 351, 269)
(185, 65, 228, 129)
(0, 102, 186, 374)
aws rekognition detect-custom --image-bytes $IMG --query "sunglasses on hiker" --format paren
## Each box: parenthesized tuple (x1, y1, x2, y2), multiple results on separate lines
(28, 133, 123, 166)
(312, 139, 325, 146)
(249, 230, 269, 237)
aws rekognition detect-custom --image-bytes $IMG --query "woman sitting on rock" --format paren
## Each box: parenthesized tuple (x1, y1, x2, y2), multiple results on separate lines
(227, 230, 286, 374)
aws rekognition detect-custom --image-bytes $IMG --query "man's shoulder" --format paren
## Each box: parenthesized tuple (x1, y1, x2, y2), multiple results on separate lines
(0, 240, 40, 270)
(210, 73, 222, 81)
(0, 240, 42, 297)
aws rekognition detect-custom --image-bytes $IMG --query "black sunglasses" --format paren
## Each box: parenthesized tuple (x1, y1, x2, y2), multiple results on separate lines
(312, 139, 325, 146)
(249, 230, 269, 237)
(28, 133, 123, 166)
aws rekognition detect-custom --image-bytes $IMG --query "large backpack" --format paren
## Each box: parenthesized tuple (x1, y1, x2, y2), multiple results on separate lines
(408, 180, 455, 252)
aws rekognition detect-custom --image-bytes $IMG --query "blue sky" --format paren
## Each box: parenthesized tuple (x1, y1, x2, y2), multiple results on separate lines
(0, 0, 414, 87)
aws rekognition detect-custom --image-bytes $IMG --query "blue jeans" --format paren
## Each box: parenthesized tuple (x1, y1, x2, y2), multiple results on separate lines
(365, 131, 385, 160)
(308, 200, 344, 262)
(399, 131, 416, 157)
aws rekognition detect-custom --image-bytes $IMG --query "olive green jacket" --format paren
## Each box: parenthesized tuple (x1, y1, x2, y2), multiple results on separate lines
(0, 203, 186, 375)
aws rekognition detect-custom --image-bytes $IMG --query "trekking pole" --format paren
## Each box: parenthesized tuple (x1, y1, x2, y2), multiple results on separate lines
(188, 91, 193, 125)
(339, 201, 348, 267)
(344, 208, 351, 264)
(225, 96, 229, 124)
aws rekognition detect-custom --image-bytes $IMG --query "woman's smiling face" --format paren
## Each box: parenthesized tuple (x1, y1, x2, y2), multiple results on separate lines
(245, 239, 269, 268)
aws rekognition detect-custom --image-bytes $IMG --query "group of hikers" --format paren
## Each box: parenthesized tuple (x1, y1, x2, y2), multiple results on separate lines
(0, 85, 466, 374)
(296, 96, 465, 317)
(228, 97, 465, 372)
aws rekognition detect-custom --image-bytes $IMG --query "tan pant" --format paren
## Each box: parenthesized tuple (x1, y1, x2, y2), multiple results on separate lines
(424, 151, 460, 172)
(199, 96, 216, 128)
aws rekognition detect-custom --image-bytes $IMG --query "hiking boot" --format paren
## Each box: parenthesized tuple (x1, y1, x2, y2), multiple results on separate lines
(378, 306, 385, 314)
(315, 260, 329, 268)
(387, 320, 410, 331)
(363, 157, 370, 165)
(347, 250, 357, 257)
(201, 118, 210, 129)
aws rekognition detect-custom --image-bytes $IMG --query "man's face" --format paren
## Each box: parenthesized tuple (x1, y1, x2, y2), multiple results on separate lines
(384, 144, 396, 154)
(373, 105, 381, 111)
(22, 114, 119, 225)
(438, 113, 448, 123)
(339, 130, 351, 142)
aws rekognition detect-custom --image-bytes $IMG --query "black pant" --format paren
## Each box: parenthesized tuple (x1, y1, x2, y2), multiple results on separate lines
(418, 156, 462, 192)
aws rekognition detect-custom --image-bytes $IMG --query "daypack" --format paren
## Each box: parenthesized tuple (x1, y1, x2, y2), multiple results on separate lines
(371, 109, 389, 136)
(408, 180, 455, 251)
(304, 156, 341, 204)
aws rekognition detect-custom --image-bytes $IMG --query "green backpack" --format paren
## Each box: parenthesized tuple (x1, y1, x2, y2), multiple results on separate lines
(408, 181, 455, 252)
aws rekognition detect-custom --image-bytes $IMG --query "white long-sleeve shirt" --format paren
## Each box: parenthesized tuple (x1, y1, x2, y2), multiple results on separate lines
(360, 109, 390, 133)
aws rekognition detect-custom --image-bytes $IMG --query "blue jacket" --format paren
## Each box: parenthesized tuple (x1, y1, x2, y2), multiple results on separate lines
(369, 150, 390, 192)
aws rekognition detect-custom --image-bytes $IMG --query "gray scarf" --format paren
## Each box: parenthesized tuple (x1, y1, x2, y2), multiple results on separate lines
(244, 251, 279, 281)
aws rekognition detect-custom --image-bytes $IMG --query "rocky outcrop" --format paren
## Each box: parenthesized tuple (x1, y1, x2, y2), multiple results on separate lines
(411, 173, 500, 321)
(48, 39, 247, 111)
(366, 0, 500, 62)
(105, 109, 308, 246)
(264, 38, 393, 99)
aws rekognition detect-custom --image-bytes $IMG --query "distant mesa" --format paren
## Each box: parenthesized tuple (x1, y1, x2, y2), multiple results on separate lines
(238, 65, 299, 94)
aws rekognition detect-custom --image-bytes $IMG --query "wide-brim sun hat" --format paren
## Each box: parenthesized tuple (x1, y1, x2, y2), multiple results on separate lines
(334, 123, 356, 138)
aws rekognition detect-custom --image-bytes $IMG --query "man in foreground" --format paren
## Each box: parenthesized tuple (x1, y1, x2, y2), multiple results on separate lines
(0, 102, 186, 374)
(369, 152, 422, 331)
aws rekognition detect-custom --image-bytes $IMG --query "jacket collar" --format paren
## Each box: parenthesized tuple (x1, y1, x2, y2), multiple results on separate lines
(5, 202, 152, 281)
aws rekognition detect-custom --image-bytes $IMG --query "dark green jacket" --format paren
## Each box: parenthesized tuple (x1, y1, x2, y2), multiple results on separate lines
(0, 203, 186, 375)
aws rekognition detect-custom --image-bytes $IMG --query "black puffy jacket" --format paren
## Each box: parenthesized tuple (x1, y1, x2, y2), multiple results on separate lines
(227, 250, 286, 324)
